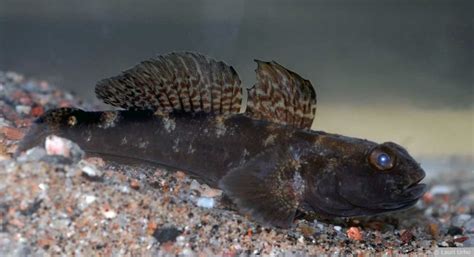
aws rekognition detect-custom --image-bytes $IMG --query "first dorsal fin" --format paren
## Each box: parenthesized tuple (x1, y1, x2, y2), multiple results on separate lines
(246, 60, 317, 129)
(95, 52, 242, 114)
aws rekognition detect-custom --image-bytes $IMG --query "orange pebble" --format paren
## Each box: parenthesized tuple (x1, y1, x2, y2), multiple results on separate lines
(175, 171, 186, 180)
(347, 226, 362, 241)
(130, 179, 140, 190)
(30, 106, 44, 117)
(247, 228, 253, 237)
(422, 192, 433, 204)
(1, 126, 24, 140)
(147, 221, 158, 235)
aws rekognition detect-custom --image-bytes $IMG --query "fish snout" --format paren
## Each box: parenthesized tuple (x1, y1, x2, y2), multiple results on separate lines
(405, 166, 426, 189)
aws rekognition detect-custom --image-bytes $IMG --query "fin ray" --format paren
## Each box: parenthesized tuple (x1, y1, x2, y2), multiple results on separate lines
(246, 60, 317, 129)
(95, 52, 242, 115)
(219, 147, 305, 228)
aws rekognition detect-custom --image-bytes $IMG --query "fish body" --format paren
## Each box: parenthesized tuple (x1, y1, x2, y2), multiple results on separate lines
(19, 52, 426, 227)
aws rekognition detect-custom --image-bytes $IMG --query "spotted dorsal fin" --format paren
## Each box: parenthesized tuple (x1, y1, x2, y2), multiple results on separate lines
(246, 60, 317, 129)
(95, 52, 242, 114)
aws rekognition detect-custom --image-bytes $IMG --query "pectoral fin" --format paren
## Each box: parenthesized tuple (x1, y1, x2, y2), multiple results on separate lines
(218, 147, 306, 228)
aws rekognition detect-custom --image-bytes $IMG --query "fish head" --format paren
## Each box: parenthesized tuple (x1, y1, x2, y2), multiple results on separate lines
(305, 140, 426, 217)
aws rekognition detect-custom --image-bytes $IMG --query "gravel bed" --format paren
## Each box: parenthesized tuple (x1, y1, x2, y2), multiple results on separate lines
(0, 71, 473, 256)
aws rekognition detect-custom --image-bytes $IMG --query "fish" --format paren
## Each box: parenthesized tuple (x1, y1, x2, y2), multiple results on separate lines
(18, 52, 426, 228)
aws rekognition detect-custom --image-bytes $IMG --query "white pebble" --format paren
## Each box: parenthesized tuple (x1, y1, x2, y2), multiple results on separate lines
(102, 209, 117, 219)
(190, 180, 201, 191)
(120, 186, 131, 194)
(84, 195, 97, 205)
(197, 197, 215, 208)
(81, 164, 102, 178)
(38, 183, 48, 191)
(430, 185, 453, 195)
(45, 135, 71, 157)
(334, 226, 342, 231)
(15, 105, 31, 114)
(78, 194, 97, 210)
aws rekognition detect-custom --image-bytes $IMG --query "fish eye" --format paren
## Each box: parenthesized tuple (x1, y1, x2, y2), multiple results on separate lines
(368, 148, 395, 171)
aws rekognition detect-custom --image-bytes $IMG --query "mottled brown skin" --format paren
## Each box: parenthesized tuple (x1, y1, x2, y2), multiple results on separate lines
(19, 108, 426, 228)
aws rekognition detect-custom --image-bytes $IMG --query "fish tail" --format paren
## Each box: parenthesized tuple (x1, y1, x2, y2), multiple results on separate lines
(15, 108, 98, 156)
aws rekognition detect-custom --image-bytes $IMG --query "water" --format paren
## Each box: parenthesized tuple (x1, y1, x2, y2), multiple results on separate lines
(1, 0, 472, 162)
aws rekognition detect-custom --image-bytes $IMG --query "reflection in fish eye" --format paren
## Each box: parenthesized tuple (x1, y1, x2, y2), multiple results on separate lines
(369, 148, 395, 171)
(377, 153, 391, 167)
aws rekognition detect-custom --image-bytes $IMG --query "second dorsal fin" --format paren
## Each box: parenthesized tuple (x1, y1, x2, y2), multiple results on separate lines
(246, 60, 317, 129)
(95, 52, 242, 114)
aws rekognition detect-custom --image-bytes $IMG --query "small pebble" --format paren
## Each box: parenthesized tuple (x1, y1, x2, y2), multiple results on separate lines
(17, 147, 47, 162)
(80, 163, 103, 179)
(153, 226, 182, 244)
(189, 180, 201, 191)
(447, 226, 463, 236)
(201, 186, 222, 198)
(30, 106, 44, 117)
(438, 241, 449, 247)
(463, 237, 474, 247)
(428, 223, 440, 239)
(197, 197, 215, 208)
(102, 208, 117, 219)
(400, 230, 414, 244)
(347, 227, 362, 241)
(1, 126, 24, 140)
(130, 179, 140, 190)
(174, 171, 186, 180)
(15, 105, 31, 114)
(452, 214, 471, 227)
(464, 219, 474, 234)
(45, 135, 84, 162)
(430, 185, 453, 195)
(453, 236, 469, 243)
(78, 194, 97, 210)
(299, 224, 316, 237)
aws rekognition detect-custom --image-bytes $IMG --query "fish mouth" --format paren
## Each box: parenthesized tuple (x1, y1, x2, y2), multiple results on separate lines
(375, 183, 427, 210)
(377, 169, 427, 210)
(339, 178, 427, 212)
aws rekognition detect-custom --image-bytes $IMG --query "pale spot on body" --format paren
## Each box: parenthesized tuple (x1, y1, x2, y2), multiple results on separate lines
(138, 138, 149, 149)
(292, 171, 305, 200)
(82, 130, 92, 142)
(163, 117, 176, 133)
(99, 111, 119, 129)
(187, 143, 195, 154)
(215, 115, 227, 138)
(263, 134, 277, 146)
(172, 138, 180, 153)
(68, 116, 77, 127)
(239, 149, 250, 165)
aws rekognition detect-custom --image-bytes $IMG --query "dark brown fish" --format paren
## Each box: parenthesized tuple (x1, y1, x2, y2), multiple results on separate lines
(18, 52, 426, 228)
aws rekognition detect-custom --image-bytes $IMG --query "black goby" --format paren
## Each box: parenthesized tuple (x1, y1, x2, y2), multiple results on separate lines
(19, 52, 426, 228)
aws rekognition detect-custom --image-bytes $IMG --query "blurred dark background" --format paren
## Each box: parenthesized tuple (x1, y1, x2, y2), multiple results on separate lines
(0, 0, 472, 160)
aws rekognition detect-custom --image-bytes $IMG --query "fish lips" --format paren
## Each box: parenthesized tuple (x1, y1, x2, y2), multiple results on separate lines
(348, 182, 427, 211)
(373, 183, 427, 210)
